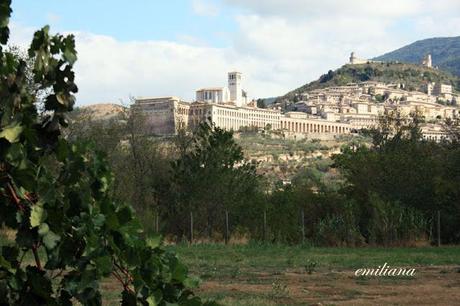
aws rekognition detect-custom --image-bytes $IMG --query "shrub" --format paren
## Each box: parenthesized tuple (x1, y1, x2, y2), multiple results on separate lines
(367, 194, 428, 246)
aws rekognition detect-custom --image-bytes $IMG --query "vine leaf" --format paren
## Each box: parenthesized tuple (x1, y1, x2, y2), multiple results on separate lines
(30, 205, 46, 228)
(146, 235, 161, 249)
(0, 123, 23, 143)
(42, 230, 60, 250)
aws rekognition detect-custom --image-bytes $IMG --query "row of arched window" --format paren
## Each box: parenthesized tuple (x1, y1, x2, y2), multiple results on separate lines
(281, 121, 350, 134)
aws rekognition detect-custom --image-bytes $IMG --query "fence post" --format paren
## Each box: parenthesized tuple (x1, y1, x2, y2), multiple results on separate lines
(263, 210, 267, 242)
(301, 209, 305, 244)
(155, 211, 159, 233)
(225, 210, 229, 245)
(190, 211, 194, 245)
(437, 210, 441, 247)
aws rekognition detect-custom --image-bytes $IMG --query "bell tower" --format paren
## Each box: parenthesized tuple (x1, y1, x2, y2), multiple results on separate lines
(228, 71, 243, 106)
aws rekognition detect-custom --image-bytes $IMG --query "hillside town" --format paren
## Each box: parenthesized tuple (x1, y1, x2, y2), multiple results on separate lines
(134, 54, 459, 142)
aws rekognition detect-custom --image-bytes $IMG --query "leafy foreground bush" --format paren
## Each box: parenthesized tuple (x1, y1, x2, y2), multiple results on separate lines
(0, 1, 214, 305)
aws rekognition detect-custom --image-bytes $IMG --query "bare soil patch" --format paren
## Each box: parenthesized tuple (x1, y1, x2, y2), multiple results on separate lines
(198, 265, 460, 305)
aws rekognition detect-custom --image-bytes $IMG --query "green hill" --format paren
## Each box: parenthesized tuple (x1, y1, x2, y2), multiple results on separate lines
(278, 62, 460, 103)
(373, 36, 460, 77)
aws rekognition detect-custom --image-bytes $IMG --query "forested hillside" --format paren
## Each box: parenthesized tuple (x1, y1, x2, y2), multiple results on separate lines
(374, 36, 460, 77)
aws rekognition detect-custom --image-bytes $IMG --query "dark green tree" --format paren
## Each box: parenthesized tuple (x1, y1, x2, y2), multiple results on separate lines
(333, 112, 460, 243)
(256, 98, 265, 109)
(168, 122, 261, 241)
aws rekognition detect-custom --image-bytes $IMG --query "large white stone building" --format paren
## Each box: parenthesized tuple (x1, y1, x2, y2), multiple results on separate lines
(133, 71, 458, 140)
(134, 71, 353, 137)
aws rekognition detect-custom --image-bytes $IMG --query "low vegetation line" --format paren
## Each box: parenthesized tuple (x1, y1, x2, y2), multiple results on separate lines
(169, 244, 460, 270)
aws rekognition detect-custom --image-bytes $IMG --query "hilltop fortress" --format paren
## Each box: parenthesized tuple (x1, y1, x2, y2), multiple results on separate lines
(350, 51, 434, 68)
(134, 56, 459, 142)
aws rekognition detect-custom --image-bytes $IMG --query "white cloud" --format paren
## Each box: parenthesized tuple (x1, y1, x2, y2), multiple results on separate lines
(72, 31, 311, 104)
(224, 0, 423, 19)
(224, 0, 460, 19)
(192, 0, 220, 17)
(73, 32, 232, 104)
(8, 23, 311, 105)
(414, 16, 460, 37)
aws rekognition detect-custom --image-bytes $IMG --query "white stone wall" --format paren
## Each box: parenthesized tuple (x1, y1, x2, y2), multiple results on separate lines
(281, 113, 351, 134)
(196, 87, 231, 104)
(211, 104, 281, 131)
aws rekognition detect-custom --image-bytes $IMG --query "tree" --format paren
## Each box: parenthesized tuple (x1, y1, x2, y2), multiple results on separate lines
(67, 106, 172, 233)
(256, 98, 265, 109)
(168, 122, 261, 241)
(320, 70, 334, 83)
(0, 2, 213, 304)
(332, 112, 460, 244)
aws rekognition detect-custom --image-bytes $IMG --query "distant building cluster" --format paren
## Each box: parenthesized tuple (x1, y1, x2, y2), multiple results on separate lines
(134, 54, 458, 142)
(291, 80, 457, 141)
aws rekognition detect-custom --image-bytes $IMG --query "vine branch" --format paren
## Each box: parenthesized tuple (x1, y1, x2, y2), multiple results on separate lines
(32, 244, 42, 271)
(6, 182, 25, 212)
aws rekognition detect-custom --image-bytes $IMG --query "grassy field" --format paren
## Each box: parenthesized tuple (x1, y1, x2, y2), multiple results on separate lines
(164, 243, 460, 305)
(3, 231, 460, 305)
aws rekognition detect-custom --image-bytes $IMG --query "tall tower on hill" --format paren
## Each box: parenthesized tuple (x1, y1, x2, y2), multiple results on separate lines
(228, 71, 243, 107)
(422, 54, 432, 68)
(349, 52, 368, 65)
(349, 52, 357, 64)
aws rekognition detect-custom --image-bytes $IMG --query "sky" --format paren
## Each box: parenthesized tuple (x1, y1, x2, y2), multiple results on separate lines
(9, 0, 460, 105)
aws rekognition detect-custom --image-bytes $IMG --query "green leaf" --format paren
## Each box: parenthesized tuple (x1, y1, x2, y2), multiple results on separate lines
(171, 260, 188, 282)
(63, 48, 77, 65)
(56, 139, 69, 161)
(42, 231, 60, 250)
(94, 255, 112, 275)
(117, 206, 134, 225)
(92, 214, 106, 229)
(0, 123, 23, 143)
(146, 235, 161, 249)
(147, 296, 157, 306)
(183, 276, 201, 289)
(37, 223, 49, 236)
(0, 254, 12, 273)
(30, 205, 46, 228)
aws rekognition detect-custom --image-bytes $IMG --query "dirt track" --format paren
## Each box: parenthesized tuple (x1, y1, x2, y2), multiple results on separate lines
(199, 265, 460, 305)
